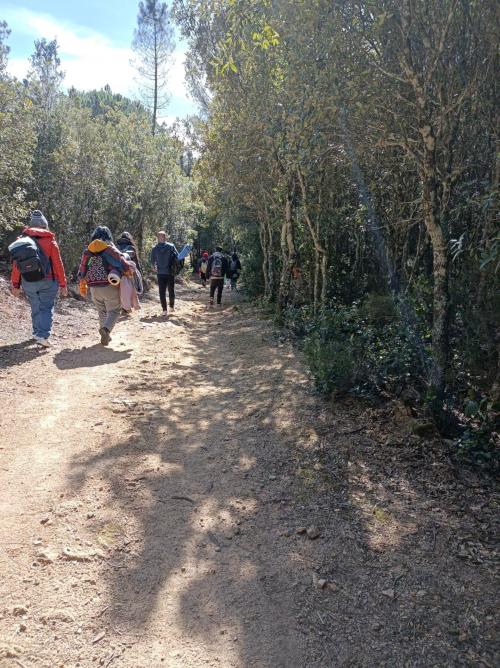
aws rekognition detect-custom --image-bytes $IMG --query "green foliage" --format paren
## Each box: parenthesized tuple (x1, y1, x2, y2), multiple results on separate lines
(456, 393, 500, 470)
(300, 296, 425, 398)
(0, 79, 36, 231)
(0, 32, 201, 265)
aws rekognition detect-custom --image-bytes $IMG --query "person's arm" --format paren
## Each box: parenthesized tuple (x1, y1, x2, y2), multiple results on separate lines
(206, 256, 212, 279)
(78, 250, 90, 279)
(50, 240, 67, 288)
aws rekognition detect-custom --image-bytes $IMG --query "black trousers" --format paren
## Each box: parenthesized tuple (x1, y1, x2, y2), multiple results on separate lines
(158, 274, 175, 310)
(210, 278, 224, 304)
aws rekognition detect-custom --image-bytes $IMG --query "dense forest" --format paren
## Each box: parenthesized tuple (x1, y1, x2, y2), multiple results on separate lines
(1, 0, 498, 466)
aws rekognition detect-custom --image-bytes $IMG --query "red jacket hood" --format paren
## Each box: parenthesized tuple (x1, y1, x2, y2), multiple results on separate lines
(22, 227, 56, 239)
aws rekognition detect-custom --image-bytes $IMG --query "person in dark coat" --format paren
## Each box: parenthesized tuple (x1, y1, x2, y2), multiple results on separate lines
(150, 230, 178, 315)
(229, 252, 242, 290)
(207, 246, 230, 306)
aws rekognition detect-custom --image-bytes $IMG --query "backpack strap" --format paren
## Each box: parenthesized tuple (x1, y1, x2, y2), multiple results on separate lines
(32, 236, 54, 279)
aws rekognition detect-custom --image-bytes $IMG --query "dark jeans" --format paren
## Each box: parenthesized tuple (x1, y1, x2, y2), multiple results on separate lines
(158, 274, 175, 310)
(210, 278, 224, 304)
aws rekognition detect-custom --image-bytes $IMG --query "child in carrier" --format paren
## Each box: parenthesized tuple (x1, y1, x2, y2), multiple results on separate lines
(78, 226, 133, 346)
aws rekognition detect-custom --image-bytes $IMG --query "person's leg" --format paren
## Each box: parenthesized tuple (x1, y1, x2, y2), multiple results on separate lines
(101, 285, 122, 332)
(217, 279, 224, 304)
(90, 287, 107, 327)
(157, 275, 167, 311)
(167, 274, 175, 308)
(209, 279, 217, 305)
(21, 280, 42, 337)
(230, 277, 236, 290)
(36, 280, 59, 339)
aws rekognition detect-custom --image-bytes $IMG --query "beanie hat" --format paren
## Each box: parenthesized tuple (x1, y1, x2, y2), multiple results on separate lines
(202, 251, 209, 258)
(91, 226, 113, 243)
(31, 210, 49, 229)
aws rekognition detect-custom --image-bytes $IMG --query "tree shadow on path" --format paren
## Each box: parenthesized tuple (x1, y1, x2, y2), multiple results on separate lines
(65, 290, 499, 667)
(67, 297, 309, 666)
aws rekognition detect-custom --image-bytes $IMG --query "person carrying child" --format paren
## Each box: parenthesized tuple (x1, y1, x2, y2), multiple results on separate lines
(78, 226, 133, 346)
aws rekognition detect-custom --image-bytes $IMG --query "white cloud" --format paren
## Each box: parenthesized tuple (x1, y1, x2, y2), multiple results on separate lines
(3, 7, 195, 114)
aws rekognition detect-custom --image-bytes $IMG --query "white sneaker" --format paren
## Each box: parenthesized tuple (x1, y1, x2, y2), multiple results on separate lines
(35, 337, 51, 348)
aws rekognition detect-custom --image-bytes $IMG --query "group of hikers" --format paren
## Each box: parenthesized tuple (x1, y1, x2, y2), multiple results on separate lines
(8, 210, 242, 348)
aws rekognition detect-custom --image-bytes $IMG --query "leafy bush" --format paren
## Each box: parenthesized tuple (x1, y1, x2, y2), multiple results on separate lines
(304, 337, 354, 393)
(299, 294, 425, 398)
(456, 394, 500, 469)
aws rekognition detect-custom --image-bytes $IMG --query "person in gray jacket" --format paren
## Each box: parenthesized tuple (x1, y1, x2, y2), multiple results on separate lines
(150, 231, 178, 315)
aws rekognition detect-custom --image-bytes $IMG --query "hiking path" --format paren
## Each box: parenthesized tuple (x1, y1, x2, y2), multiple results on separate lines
(0, 282, 497, 668)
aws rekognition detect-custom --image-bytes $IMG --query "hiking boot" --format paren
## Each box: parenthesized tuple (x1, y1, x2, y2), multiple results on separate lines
(99, 327, 111, 346)
(35, 336, 51, 348)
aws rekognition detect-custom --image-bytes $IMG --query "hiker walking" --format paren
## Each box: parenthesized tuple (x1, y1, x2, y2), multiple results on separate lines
(9, 210, 68, 347)
(229, 252, 242, 291)
(150, 231, 178, 316)
(207, 246, 230, 307)
(78, 226, 133, 346)
(199, 251, 209, 287)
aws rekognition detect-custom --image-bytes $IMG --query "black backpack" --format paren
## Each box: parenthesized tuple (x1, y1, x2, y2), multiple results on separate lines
(8, 236, 51, 282)
(211, 255, 223, 278)
(117, 241, 137, 263)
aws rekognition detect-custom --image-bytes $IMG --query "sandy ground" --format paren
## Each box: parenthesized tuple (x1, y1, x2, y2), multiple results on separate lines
(0, 279, 498, 668)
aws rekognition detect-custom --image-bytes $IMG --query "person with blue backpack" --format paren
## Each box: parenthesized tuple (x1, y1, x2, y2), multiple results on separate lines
(150, 230, 179, 316)
(78, 226, 133, 346)
(9, 210, 68, 348)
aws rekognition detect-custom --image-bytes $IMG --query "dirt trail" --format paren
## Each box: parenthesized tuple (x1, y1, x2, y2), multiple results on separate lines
(0, 283, 498, 668)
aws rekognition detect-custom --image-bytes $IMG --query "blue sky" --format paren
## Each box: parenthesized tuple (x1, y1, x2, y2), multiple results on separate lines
(0, 0, 197, 122)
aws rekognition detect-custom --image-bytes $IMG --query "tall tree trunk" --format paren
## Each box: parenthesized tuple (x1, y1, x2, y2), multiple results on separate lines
(278, 192, 295, 312)
(297, 169, 328, 308)
(259, 217, 269, 299)
(152, 28, 158, 136)
(266, 216, 275, 299)
(420, 126, 450, 393)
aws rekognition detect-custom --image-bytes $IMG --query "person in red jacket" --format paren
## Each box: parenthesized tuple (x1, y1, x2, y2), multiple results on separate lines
(11, 210, 68, 348)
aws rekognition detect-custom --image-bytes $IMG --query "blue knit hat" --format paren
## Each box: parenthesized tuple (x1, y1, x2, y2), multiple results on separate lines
(31, 210, 49, 229)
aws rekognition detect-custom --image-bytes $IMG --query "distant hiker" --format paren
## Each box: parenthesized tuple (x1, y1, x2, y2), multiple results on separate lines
(150, 231, 178, 316)
(78, 226, 133, 346)
(207, 246, 229, 306)
(199, 251, 209, 287)
(9, 210, 68, 347)
(229, 252, 242, 290)
(116, 231, 143, 275)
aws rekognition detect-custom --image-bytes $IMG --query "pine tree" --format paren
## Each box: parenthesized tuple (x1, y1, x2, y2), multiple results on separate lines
(0, 21, 11, 76)
(132, 0, 174, 135)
